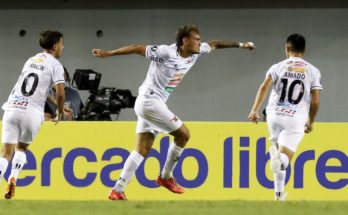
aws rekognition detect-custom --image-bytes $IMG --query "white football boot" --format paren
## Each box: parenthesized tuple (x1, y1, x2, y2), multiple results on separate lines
(275, 192, 287, 201)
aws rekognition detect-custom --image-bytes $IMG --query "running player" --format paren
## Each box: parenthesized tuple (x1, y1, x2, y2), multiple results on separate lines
(248, 33, 322, 201)
(92, 25, 255, 200)
(0, 30, 66, 199)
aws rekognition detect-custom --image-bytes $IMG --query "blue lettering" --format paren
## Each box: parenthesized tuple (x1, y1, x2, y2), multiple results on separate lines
(256, 138, 273, 188)
(223, 137, 233, 188)
(294, 150, 315, 188)
(316, 150, 348, 189)
(41, 148, 62, 186)
(100, 148, 130, 187)
(63, 148, 97, 187)
(240, 137, 250, 188)
(174, 148, 208, 188)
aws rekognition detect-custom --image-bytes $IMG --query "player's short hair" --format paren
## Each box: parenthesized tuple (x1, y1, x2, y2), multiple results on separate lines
(286, 34, 306, 53)
(39, 30, 63, 50)
(176, 25, 200, 47)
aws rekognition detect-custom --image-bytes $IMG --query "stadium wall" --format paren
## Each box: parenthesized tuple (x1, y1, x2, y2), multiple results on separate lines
(0, 9, 347, 121)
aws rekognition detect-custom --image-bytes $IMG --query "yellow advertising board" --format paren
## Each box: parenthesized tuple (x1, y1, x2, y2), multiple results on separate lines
(0, 122, 347, 200)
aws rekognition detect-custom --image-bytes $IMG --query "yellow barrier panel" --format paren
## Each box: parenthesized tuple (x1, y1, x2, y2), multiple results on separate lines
(0, 122, 347, 200)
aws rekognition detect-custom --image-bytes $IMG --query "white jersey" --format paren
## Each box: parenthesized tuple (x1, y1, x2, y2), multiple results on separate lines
(139, 43, 211, 102)
(2, 52, 65, 115)
(266, 57, 322, 121)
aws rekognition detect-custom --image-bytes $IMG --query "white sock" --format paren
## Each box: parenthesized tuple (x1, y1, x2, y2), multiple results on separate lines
(279, 153, 289, 169)
(161, 142, 184, 179)
(274, 170, 286, 193)
(9, 151, 27, 181)
(0, 157, 9, 183)
(113, 150, 144, 192)
(273, 153, 289, 194)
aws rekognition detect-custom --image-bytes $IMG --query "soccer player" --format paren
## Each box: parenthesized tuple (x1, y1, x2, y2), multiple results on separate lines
(248, 34, 322, 201)
(92, 25, 255, 200)
(0, 30, 66, 199)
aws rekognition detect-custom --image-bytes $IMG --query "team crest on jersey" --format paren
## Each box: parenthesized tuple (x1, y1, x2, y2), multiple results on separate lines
(32, 57, 45, 63)
(288, 66, 306, 73)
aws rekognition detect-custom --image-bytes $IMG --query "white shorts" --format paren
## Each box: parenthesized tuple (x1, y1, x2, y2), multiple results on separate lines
(267, 114, 306, 152)
(134, 95, 182, 134)
(1, 110, 44, 144)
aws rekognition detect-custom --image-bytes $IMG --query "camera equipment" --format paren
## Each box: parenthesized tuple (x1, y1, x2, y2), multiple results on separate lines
(72, 69, 136, 121)
(72, 69, 101, 91)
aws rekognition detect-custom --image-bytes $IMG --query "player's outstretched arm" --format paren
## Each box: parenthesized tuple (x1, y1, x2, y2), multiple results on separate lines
(92, 44, 147, 58)
(305, 89, 320, 133)
(208, 40, 255, 50)
(248, 75, 273, 123)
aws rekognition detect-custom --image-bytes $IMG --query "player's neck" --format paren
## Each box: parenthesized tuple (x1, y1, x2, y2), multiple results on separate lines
(44, 50, 58, 58)
(178, 47, 191, 58)
(288, 52, 303, 58)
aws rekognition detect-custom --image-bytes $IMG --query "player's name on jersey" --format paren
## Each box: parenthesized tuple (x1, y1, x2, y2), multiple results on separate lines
(29, 63, 45, 71)
(283, 71, 305, 80)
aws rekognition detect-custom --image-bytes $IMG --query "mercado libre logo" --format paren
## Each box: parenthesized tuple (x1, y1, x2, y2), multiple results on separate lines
(4, 136, 347, 190)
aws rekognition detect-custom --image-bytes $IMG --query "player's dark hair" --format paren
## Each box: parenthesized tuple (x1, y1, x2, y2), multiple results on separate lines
(39, 30, 63, 50)
(176, 25, 200, 47)
(286, 34, 306, 53)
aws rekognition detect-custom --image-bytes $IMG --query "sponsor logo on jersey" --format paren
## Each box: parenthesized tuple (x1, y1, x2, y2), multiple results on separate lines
(150, 55, 164, 63)
(288, 66, 307, 73)
(165, 86, 175, 93)
(165, 73, 184, 93)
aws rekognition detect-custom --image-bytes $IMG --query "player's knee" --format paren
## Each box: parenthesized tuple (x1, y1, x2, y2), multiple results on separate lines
(1, 147, 15, 160)
(280, 153, 289, 170)
(17, 143, 29, 151)
(182, 129, 190, 142)
(171, 125, 190, 147)
(136, 142, 153, 157)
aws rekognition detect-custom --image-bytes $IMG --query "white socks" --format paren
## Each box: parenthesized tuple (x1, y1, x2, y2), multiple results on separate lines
(0, 157, 9, 183)
(113, 142, 184, 192)
(161, 142, 184, 179)
(9, 151, 27, 181)
(274, 152, 289, 194)
(114, 150, 144, 192)
(274, 170, 286, 193)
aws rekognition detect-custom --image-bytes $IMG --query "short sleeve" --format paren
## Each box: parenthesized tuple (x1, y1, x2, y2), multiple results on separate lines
(52, 63, 65, 86)
(145, 45, 170, 62)
(199, 42, 211, 55)
(266, 64, 278, 82)
(311, 68, 323, 91)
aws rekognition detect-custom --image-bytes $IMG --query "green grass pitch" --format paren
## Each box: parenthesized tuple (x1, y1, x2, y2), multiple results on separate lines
(0, 200, 348, 215)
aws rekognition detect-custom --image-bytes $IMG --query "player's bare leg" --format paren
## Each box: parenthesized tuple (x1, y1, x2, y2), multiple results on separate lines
(156, 124, 190, 194)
